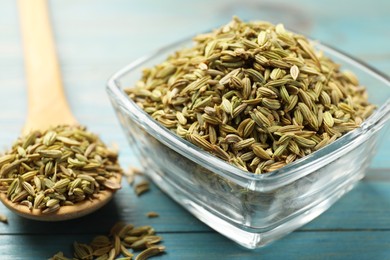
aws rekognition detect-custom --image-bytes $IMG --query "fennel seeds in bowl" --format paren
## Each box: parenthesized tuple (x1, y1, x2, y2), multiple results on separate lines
(0, 125, 122, 213)
(126, 17, 376, 174)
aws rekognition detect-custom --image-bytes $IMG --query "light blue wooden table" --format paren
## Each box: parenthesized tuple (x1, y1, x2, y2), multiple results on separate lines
(1, 1, 390, 259)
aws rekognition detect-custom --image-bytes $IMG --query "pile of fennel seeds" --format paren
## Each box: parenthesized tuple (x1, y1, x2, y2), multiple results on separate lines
(0, 125, 122, 213)
(50, 222, 165, 260)
(126, 17, 375, 174)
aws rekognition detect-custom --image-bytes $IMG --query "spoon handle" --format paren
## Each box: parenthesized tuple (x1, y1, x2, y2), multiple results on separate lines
(19, 0, 77, 134)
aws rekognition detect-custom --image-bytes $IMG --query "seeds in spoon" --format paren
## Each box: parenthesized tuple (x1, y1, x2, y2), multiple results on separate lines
(0, 125, 122, 213)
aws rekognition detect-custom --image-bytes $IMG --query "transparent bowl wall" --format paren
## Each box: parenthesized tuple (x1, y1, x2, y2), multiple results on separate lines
(107, 38, 390, 249)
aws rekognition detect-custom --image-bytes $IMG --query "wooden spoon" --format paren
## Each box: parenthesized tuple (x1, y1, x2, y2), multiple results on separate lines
(0, 0, 121, 221)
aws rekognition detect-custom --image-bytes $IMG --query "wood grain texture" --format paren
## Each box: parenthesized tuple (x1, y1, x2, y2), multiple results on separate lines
(0, 0, 390, 259)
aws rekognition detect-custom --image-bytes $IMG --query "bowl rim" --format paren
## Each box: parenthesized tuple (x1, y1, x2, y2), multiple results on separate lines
(107, 36, 390, 190)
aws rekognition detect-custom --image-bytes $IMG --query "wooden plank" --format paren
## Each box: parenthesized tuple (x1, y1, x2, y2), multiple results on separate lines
(1, 231, 390, 259)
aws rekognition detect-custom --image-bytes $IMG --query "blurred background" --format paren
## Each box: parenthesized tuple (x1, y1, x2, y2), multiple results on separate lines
(1, 0, 389, 156)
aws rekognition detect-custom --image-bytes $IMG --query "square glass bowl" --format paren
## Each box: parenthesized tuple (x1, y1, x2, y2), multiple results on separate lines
(107, 37, 390, 249)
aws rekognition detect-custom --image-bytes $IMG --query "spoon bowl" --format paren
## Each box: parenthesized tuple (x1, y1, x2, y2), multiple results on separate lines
(0, 174, 121, 221)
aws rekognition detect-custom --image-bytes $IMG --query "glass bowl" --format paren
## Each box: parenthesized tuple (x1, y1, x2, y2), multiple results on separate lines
(106, 37, 390, 249)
